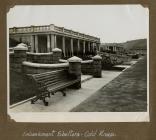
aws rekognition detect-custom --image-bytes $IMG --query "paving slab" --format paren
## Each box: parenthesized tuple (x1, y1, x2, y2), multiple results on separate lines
(81, 75, 93, 83)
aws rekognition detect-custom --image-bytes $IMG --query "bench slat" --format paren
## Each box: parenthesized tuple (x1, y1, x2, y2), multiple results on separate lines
(32, 69, 66, 77)
(47, 79, 80, 92)
(35, 74, 68, 83)
(33, 71, 68, 81)
(30, 69, 80, 106)
(45, 78, 70, 88)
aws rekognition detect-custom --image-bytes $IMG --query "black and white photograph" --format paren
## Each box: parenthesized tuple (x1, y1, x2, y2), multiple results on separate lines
(7, 5, 149, 122)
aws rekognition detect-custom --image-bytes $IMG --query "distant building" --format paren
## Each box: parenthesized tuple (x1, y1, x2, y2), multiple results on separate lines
(129, 48, 147, 55)
(100, 43, 125, 53)
(9, 24, 100, 58)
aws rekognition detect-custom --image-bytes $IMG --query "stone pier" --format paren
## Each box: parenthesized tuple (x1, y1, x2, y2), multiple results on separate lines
(68, 56, 82, 88)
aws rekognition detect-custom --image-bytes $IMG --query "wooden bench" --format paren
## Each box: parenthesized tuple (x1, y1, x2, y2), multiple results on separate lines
(29, 69, 81, 106)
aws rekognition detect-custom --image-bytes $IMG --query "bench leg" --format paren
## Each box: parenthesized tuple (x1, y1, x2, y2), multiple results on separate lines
(31, 94, 49, 106)
(31, 98, 38, 104)
(61, 90, 66, 96)
(72, 81, 81, 89)
(47, 92, 51, 98)
(43, 98, 48, 106)
(31, 99, 35, 104)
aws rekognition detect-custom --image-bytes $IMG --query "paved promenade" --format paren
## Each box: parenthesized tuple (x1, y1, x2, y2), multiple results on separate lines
(10, 71, 124, 112)
(9, 58, 142, 112)
(72, 56, 147, 112)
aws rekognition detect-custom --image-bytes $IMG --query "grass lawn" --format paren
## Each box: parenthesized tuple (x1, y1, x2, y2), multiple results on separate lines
(71, 56, 147, 112)
(10, 70, 37, 105)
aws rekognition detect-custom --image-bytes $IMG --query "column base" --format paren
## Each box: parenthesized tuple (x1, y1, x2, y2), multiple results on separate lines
(93, 72, 102, 78)
(69, 81, 81, 89)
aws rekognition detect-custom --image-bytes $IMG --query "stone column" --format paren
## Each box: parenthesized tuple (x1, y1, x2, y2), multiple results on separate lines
(54, 35, 57, 48)
(92, 55, 102, 78)
(92, 42, 94, 54)
(13, 43, 28, 73)
(52, 48, 62, 63)
(47, 34, 51, 52)
(30, 35, 34, 52)
(98, 43, 100, 52)
(51, 34, 55, 50)
(99, 43, 100, 51)
(68, 56, 82, 88)
(77, 39, 80, 56)
(71, 38, 73, 56)
(94, 43, 97, 55)
(62, 36, 66, 57)
(115, 46, 117, 52)
(96, 43, 99, 51)
(83, 40, 85, 55)
(34, 35, 38, 53)
(113, 46, 115, 52)
(88, 42, 90, 52)
(90, 42, 92, 54)
(93, 42, 95, 53)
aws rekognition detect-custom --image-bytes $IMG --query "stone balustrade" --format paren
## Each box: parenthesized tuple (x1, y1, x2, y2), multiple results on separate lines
(9, 24, 100, 42)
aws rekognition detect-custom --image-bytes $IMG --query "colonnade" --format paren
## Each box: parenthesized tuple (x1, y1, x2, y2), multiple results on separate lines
(30, 34, 99, 58)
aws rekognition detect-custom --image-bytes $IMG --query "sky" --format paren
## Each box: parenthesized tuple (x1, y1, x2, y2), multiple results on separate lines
(7, 5, 149, 43)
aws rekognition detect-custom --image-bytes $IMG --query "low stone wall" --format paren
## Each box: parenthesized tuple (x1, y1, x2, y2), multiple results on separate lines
(9, 43, 63, 73)
(59, 59, 94, 75)
(81, 60, 93, 75)
(59, 59, 100, 76)
(9, 52, 15, 70)
(26, 52, 53, 64)
(9, 43, 102, 78)
(101, 52, 131, 69)
(22, 61, 69, 74)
